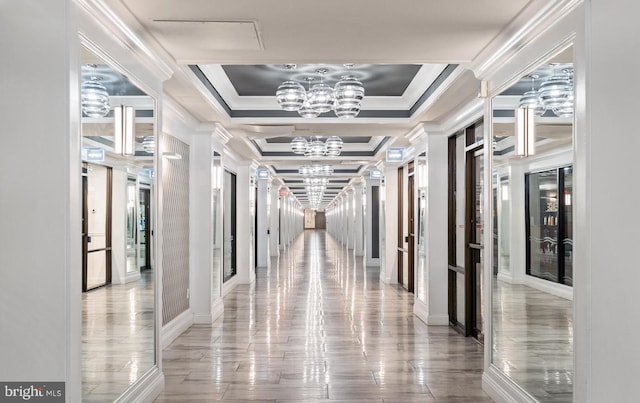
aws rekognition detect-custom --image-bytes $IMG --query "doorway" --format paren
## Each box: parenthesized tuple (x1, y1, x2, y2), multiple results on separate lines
(223, 170, 237, 282)
(397, 163, 415, 293)
(139, 187, 151, 270)
(82, 163, 113, 292)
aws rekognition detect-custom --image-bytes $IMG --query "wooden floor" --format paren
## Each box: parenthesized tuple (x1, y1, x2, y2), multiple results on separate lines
(155, 230, 490, 402)
(82, 271, 155, 402)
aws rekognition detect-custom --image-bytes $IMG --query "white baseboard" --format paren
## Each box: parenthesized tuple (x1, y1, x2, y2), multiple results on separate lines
(525, 275, 573, 301)
(192, 313, 212, 324)
(212, 298, 224, 322)
(414, 299, 448, 325)
(161, 309, 193, 350)
(482, 366, 537, 403)
(125, 271, 141, 284)
(114, 366, 164, 403)
(222, 275, 239, 297)
(497, 271, 513, 284)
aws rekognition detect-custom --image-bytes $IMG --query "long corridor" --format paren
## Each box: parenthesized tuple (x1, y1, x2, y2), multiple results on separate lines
(155, 231, 490, 402)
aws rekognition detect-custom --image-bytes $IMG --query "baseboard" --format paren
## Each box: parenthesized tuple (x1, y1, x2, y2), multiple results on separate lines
(192, 313, 212, 324)
(161, 309, 193, 350)
(497, 272, 513, 284)
(222, 275, 239, 297)
(482, 366, 537, 403)
(211, 298, 224, 322)
(414, 299, 448, 325)
(525, 275, 573, 301)
(114, 366, 164, 403)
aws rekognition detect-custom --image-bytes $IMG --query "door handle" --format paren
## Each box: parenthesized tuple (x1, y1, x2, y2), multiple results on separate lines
(87, 236, 92, 243)
(404, 236, 409, 243)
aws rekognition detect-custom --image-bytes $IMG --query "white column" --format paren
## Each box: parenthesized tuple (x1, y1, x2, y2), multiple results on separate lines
(365, 178, 382, 268)
(347, 189, 355, 249)
(0, 1, 81, 400)
(575, 3, 640, 400)
(269, 184, 280, 257)
(189, 134, 215, 323)
(235, 163, 253, 284)
(354, 183, 365, 256)
(508, 163, 526, 284)
(256, 177, 269, 267)
(381, 168, 398, 282)
(413, 133, 449, 325)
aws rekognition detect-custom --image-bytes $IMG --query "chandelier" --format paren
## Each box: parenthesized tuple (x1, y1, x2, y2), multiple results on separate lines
(276, 64, 365, 119)
(298, 164, 334, 176)
(142, 136, 155, 153)
(291, 136, 343, 157)
(81, 64, 110, 118)
(518, 65, 574, 118)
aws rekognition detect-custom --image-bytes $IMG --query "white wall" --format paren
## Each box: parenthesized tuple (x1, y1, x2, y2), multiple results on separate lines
(577, 1, 640, 400)
(0, 2, 81, 401)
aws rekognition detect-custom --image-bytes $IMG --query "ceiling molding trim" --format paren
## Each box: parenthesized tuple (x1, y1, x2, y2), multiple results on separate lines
(409, 64, 460, 116)
(214, 123, 233, 145)
(76, 0, 173, 82)
(406, 125, 427, 145)
(468, 0, 582, 81)
(188, 65, 233, 115)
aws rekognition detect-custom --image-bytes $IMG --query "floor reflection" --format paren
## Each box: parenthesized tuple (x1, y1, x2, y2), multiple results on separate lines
(82, 271, 154, 402)
(493, 279, 573, 402)
(156, 230, 489, 402)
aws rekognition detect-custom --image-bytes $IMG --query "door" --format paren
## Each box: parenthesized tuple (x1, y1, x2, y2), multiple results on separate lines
(397, 166, 404, 286)
(407, 164, 415, 293)
(223, 170, 237, 282)
(139, 187, 151, 270)
(465, 127, 484, 341)
(82, 164, 112, 292)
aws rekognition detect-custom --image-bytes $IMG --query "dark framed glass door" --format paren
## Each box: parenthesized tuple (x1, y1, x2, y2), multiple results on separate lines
(82, 164, 112, 292)
(525, 165, 573, 286)
(139, 187, 151, 270)
(223, 170, 237, 283)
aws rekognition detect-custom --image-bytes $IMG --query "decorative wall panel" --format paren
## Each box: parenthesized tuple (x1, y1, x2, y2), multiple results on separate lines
(162, 134, 190, 325)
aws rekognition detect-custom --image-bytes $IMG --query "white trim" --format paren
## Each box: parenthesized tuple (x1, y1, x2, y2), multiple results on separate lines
(413, 299, 449, 326)
(222, 275, 240, 297)
(124, 271, 141, 284)
(198, 63, 448, 111)
(114, 367, 164, 403)
(211, 298, 225, 323)
(469, 0, 582, 81)
(525, 275, 573, 301)
(192, 313, 212, 324)
(161, 308, 193, 350)
(482, 366, 538, 403)
(497, 271, 513, 284)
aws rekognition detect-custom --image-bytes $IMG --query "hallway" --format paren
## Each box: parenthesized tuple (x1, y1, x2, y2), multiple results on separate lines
(155, 231, 490, 402)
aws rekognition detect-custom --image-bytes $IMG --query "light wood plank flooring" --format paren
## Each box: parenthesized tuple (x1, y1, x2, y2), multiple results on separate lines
(156, 230, 490, 402)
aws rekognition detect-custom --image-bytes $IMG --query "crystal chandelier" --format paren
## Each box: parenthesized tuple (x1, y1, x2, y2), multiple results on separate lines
(81, 65, 110, 118)
(298, 164, 334, 176)
(291, 136, 343, 157)
(518, 65, 574, 118)
(275, 64, 365, 118)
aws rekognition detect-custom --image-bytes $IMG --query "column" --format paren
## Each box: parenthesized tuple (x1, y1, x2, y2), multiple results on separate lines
(365, 177, 382, 268)
(354, 183, 365, 256)
(269, 183, 280, 257)
(0, 2, 81, 400)
(413, 133, 448, 325)
(575, 3, 640, 400)
(235, 163, 253, 284)
(256, 174, 269, 268)
(381, 168, 397, 281)
(346, 189, 355, 249)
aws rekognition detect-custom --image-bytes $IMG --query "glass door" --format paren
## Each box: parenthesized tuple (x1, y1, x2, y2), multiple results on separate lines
(139, 187, 151, 270)
(82, 164, 112, 291)
(126, 178, 138, 273)
(223, 170, 237, 282)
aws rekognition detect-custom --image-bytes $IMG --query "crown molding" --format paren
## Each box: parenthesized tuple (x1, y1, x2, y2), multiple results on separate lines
(468, 0, 583, 81)
(75, 0, 173, 82)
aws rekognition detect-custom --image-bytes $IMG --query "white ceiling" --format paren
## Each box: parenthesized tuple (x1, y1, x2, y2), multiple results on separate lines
(98, 0, 540, 207)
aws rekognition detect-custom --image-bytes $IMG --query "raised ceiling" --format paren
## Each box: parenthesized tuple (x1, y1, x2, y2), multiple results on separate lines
(100, 0, 539, 208)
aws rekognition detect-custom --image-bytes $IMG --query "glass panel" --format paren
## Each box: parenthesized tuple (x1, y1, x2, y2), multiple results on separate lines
(562, 166, 573, 286)
(81, 47, 156, 402)
(526, 169, 560, 282)
(223, 170, 237, 282)
(490, 45, 574, 402)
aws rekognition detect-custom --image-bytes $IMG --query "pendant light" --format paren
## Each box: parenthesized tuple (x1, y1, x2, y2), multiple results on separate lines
(276, 64, 306, 111)
(81, 65, 110, 118)
(307, 69, 335, 114)
(518, 74, 546, 117)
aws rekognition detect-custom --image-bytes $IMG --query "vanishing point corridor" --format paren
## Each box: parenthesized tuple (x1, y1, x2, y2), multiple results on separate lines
(155, 231, 490, 402)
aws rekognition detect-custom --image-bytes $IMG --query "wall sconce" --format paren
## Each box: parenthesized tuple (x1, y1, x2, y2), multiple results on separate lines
(114, 105, 135, 156)
(515, 107, 535, 157)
